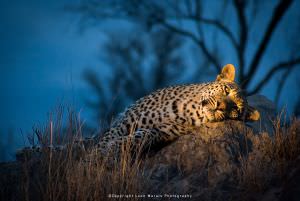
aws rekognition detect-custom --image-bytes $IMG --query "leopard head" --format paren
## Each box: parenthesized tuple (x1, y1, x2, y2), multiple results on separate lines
(215, 64, 260, 122)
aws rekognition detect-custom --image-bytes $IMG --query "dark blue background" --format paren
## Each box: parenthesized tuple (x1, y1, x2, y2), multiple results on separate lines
(1, 0, 300, 161)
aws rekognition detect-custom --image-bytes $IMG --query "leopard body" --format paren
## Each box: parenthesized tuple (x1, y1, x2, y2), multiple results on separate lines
(92, 64, 259, 154)
(16, 64, 260, 160)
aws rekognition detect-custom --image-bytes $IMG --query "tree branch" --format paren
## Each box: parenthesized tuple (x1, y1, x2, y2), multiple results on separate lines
(243, 0, 293, 88)
(184, 15, 239, 51)
(233, 0, 248, 83)
(183, 0, 193, 16)
(165, 1, 238, 62)
(159, 20, 221, 71)
(248, 57, 300, 95)
(274, 68, 293, 105)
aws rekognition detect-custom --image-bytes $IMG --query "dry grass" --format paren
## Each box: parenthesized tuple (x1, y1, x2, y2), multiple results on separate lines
(237, 114, 300, 193)
(19, 107, 151, 201)
(8, 107, 300, 201)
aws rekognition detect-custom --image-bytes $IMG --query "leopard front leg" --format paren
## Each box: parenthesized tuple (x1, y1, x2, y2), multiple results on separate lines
(201, 95, 259, 123)
(201, 96, 227, 122)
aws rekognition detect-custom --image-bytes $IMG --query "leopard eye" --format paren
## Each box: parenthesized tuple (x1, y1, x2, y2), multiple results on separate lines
(224, 86, 230, 95)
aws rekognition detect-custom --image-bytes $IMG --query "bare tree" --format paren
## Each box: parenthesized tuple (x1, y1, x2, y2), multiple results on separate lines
(83, 27, 186, 123)
(71, 0, 300, 97)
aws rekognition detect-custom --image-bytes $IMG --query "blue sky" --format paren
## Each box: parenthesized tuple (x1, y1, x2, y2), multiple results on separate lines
(0, 0, 300, 160)
(0, 0, 106, 159)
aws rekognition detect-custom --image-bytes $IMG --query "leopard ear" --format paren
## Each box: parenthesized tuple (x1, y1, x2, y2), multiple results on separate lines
(216, 64, 235, 82)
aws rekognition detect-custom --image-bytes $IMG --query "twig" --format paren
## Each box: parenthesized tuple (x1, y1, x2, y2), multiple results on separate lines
(244, 0, 293, 88)
(248, 57, 300, 95)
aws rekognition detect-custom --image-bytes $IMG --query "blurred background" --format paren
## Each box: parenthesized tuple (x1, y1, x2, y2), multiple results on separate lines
(1, 0, 300, 161)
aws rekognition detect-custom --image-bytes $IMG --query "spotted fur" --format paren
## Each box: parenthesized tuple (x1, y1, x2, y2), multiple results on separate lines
(92, 64, 260, 155)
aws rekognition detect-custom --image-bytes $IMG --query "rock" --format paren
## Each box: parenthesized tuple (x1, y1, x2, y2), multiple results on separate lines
(247, 95, 277, 134)
(144, 120, 255, 201)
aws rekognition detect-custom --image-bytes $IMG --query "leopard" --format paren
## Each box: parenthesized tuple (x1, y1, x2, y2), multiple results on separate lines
(16, 64, 260, 161)
(86, 64, 260, 156)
